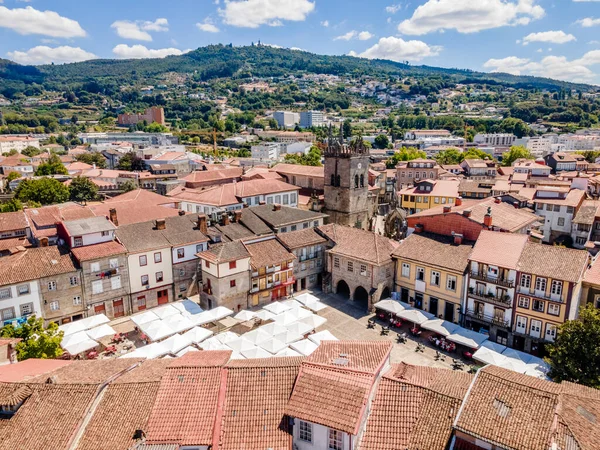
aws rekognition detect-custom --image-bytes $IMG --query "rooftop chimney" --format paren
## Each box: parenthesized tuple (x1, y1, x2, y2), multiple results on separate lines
(443, 206, 451, 213)
(178, 210, 185, 216)
(453, 232, 463, 245)
(494, 197, 501, 204)
(455, 197, 462, 207)
(198, 215, 207, 234)
(414, 224, 424, 233)
(109, 208, 118, 227)
(234, 210, 242, 223)
(39, 237, 49, 247)
(155, 219, 166, 230)
(513, 202, 520, 209)
(463, 210, 472, 218)
(484, 212, 493, 228)
(274, 204, 282, 212)
(222, 214, 230, 226)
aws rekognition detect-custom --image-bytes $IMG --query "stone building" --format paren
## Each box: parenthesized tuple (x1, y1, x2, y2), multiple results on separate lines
(278, 228, 327, 292)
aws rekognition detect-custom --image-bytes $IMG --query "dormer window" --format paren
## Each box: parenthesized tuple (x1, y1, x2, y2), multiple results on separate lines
(0, 385, 32, 418)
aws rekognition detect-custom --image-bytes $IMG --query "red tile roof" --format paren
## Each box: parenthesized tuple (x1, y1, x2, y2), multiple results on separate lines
(0, 359, 71, 382)
(243, 237, 296, 269)
(0, 246, 79, 286)
(71, 240, 128, 262)
(468, 230, 529, 269)
(89, 190, 181, 226)
(0, 211, 28, 232)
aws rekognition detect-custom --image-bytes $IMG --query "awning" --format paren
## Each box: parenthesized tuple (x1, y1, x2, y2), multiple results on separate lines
(308, 330, 338, 345)
(59, 314, 110, 336)
(421, 319, 460, 337)
(472, 347, 509, 366)
(396, 308, 435, 325)
(373, 299, 406, 315)
(161, 334, 193, 354)
(139, 320, 177, 342)
(86, 324, 116, 341)
(447, 328, 489, 349)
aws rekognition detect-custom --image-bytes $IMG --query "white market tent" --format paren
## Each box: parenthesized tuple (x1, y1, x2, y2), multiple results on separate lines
(479, 340, 508, 354)
(162, 314, 196, 334)
(272, 310, 305, 327)
(182, 327, 213, 344)
(61, 332, 98, 356)
(259, 322, 288, 336)
(259, 337, 288, 354)
(290, 339, 319, 356)
(308, 330, 338, 345)
(215, 331, 239, 344)
(299, 314, 327, 330)
(241, 347, 273, 359)
(225, 337, 258, 353)
(285, 321, 313, 337)
(176, 346, 199, 357)
(497, 358, 529, 373)
(294, 292, 321, 306)
(274, 330, 303, 345)
(59, 314, 110, 337)
(86, 324, 116, 341)
(304, 301, 328, 312)
(254, 310, 276, 322)
(243, 328, 274, 346)
(230, 351, 246, 360)
(172, 299, 203, 315)
(276, 347, 302, 357)
(161, 334, 194, 354)
(263, 301, 292, 315)
(373, 299, 406, 315)
(130, 311, 160, 327)
(120, 341, 170, 359)
(396, 308, 435, 325)
(208, 306, 235, 321)
(139, 320, 177, 342)
(421, 319, 460, 337)
(199, 337, 230, 350)
(447, 328, 489, 349)
(472, 346, 509, 366)
(502, 348, 536, 364)
(280, 299, 304, 309)
(234, 310, 257, 322)
(152, 304, 180, 320)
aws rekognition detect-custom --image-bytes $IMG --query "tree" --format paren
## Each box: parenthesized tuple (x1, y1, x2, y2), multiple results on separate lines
(576, 150, 600, 164)
(546, 304, 600, 388)
(284, 146, 322, 166)
(69, 176, 98, 203)
(35, 154, 68, 176)
(0, 198, 23, 213)
(121, 179, 138, 193)
(374, 134, 390, 150)
(501, 145, 534, 166)
(435, 148, 465, 165)
(6, 171, 21, 184)
(14, 178, 70, 205)
(386, 147, 427, 168)
(117, 152, 145, 171)
(1, 316, 64, 360)
(21, 146, 42, 157)
(462, 148, 495, 161)
(343, 120, 352, 138)
(2, 149, 18, 156)
(75, 152, 107, 169)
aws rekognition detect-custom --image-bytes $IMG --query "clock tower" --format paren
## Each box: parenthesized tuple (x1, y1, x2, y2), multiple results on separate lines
(323, 125, 371, 229)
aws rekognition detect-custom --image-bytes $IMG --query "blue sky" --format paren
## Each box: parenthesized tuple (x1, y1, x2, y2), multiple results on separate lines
(2, 0, 600, 84)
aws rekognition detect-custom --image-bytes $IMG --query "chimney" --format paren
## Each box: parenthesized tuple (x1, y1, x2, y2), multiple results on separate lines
(414, 224, 424, 233)
(109, 208, 118, 227)
(39, 237, 49, 247)
(484, 212, 493, 228)
(273, 204, 282, 212)
(453, 232, 463, 245)
(443, 206, 451, 213)
(178, 210, 185, 216)
(455, 197, 462, 207)
(155, 219, 166, 230)
(494, 197, 501, 204)
(513, 202, 520, 209)
(259, 201, 266, 205)
(463, 210, 472, 218)
(198, 215, 207, 234)
(222, 214, 230, 226)
(234, 210, 242, 223)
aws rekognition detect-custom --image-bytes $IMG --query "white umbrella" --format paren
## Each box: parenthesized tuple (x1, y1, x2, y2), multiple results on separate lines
(59, 320, 88, 337)
(299, 314, 327, 330)
(255, 310, 276, 321)
(83, 314, 110, 329)
(273, 308, 312, 327)
(263, 301, 292, 315)
(172, 299, 203, 315)
(62, 334, 98, 355)
(280, 299, 303, 309)
(502, 348, 535, 364)
(274, 330, 303, 345)
(215, 331, 239, 344)
(259, 337, 288, 354)
(373, 299, 405, 315)
(86, 324, 116, 341)
(290, 339, 318, 356)
(243, 328, 274, 346)
(182, 327, 213, 344)
(176, 346, 199, 357)
(308, 330, 338, 345)
(143, 342, 171, 359)
(162, 314, 196, 334)
(207, 306, 234, 321)
(161, 334, 194, 354)
(61, 331, 91, 348)
(421, 319, 460, 337)
(230, 351, 246, 360)
(446, 329, 489, 349)
(479, 340, 508, 354)
(152, 305, 180, 320)
(294, 292, 321, 306)
(259, 322, 288, 336)
(498, 358, 529, 373)
(285, 321, 313, 337)
(234, 310, 257, 322)
(225, 337, 258, 353)
(275, 347, 302, 357)
(130, 311, 159, 327)
(140, 320, 177, 342)
(304, 301, 328, 312)
(241, 347, 273, 359)
(189, 311, 214, 327)
(473, 347, 509, 366)
(396, 308, 435, 325)
(199, 337, 229, 350)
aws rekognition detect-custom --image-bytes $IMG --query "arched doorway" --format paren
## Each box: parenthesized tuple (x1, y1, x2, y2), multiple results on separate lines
(381, 286, 391, 301)
(336, 280, 350, 299)
(354, 286, 369, 309)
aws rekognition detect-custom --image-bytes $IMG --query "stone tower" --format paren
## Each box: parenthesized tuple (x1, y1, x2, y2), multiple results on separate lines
(324, 125, 370, 229)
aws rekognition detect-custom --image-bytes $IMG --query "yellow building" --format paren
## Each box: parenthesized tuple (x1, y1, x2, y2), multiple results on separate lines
(399, 179, 460, 214)
(392, 232, 473, 323)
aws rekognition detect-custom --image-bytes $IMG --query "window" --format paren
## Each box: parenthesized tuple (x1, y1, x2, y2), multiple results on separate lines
(90, 262, 100, 273)
(0, 288, 11, 300)
(447, 275, 457, 292)
(92, 280, 103, 294)
(47, 281, 57, 291)
(431, 271, 441, 287)
(49, 301, 59, 311)
(20, 303, 33, 316)
(532, 299, 545, 312)
(230, 279, 236, 288)
(355, 175, 359, 188)
(17, 285, 29, 296)
(205, 260, 211, 268)
(576, 236, 587, 246)
(313, 221, 319, 227)
(553, 205, 560, 212)
(141, 275, 149, 286)
(434, 197, 439, 204)
(156, 272, 164, 282)
(416, 267, 425, 281)
(516, 316, 527, 332)
(347, 261, 354, 272)
(557, 217, 565, 227)
(281, 227, 287, 233)
(154, 252, 162, 263)
(179, 268, 186, 277)
(548, 303, 560, 316)
(1, 307, 15, 321)
(69, 276, 78, 286)
(567, 206, 575, 214)
(101, 230, 110, 237)
(179, 284, 187, 292)
(291, 225, 297, 231)
(283, 194, 289, 205)
(360, 174, 364, 188)
(441, 197, 447, 204)
(177, 248, 185, 259)
(111, 276, 121, 290)
(520, 274, 531, 289)
(535, 277, 547, 293)
(334, 257, 340, 269)
(139, 255, 147, 266)
(518, 297, 530, 309)
(328, 429, 343, 450)
(299, 421, 312, 443)
(551, 280, 562, 297)
(109, 258, 119, 269)
(303, 222, 309, 229)
(196, 244, 203, 253)
(530, 319, 542, 335)
(73, 296, 82, 306)
(401, 263, 410, 278)
(137, 296, 146, 309)
(360, 264, 367, 276)
(73, 237, 83, 247)
(545, 324, 557, 341)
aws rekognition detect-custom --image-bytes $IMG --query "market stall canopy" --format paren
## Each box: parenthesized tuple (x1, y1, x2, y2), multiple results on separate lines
(273, 329, 303, 345)
(234, 310, 256, 322)
(259, 337, 288, 354)
(304, 300, 328, 312)
(215, 331, 239, 345)
(276, 347, 302, 357)
(472, 346, 509, 366)
(263, 301, 292, 315)
(61, 331, 98, 355)
(259, 322, 288, 336)
(290, 339, 318, 356)
(225, 337, 258, 353)
(182, 327, 213, 344)
(294, 292, 321, 306)
(421, 319, 460, 337)
(172, 299, 203, 315)
(254, 310, 276, 322)
(176, 346, 199, 357)
(217, 316, 240, 330)
(243, 328, 274, 346)
(373, 299, 406, 315)
(152, 304, 180, 320)
(280, 299, 304, 309)
(285, 321, 313, 337)
(161, 334, 193, 354)
(139, 320, 176, 342)
(241, 347, 273, 359)
(86, 324, 116, 341)
(447, 328, 489, 349)
(396, 308, 435, 325)
(308, 330, 338, 345)
(199, 337, 230, 350)
(298, 314, 327, 330)
(59, 314, 110, 336)
(163, 314, 196, 334)
(130, 311, 160, 327)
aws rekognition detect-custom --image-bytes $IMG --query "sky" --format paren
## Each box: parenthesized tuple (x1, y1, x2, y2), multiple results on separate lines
(2, 0, 600, 84)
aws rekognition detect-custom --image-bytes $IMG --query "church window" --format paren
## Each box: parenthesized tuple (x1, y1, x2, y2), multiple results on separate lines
(331, 174, 335, 186)
(336, 175, 341, 187)
(360, 174, 364, 187)
(355, 175, 359, 188)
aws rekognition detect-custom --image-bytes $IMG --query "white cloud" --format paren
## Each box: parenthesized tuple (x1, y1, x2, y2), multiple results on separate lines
(0, 6, 86, 38)
(577, 17, 600, 27)
(483, 50, 600, 83)
(110, 18, 169, 41)
(335, 30, 374, 41)
(321, 20, 329, 27)
(197, 18, 220, 32)
(220, 0, 315, 28)
(385, 4, 402, 13)
(8, 46, 96, 65)
(350, 36, 442, 62)
(398, 0, 545, 35)
(522, 30, 576, 45)
(334, 31, 356, 41)
(112, 44, 186, 59)
(358, 31, 374, 40)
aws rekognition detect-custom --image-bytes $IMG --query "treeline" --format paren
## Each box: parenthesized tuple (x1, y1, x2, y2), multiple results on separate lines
(389, 115, 532, 138)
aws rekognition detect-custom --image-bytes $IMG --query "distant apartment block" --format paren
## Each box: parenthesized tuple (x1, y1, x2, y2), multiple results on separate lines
(118, 107, 166, 127)
(299, 110, 325, 128)
(473, 133, 516, 147)
(0, 136, 40, 154)
(273, 111, 300, 128)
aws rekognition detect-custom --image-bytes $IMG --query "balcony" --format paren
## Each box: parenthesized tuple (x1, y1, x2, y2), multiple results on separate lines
(517, 287, 563, 303)
(465, 309, 510, 328)
(512, 329, 554, 343)
(470, 271, 514, 288)
(468, 290, 513, 308)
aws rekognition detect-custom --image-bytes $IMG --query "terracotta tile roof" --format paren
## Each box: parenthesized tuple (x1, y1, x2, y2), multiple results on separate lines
(246, 204, 327, 228)
(25, 202, 95, 238)
(113, 359, 172, 384)
(71, 240, 127, 262)
(0, 246, 79, 286)
(182, 168, 243, 185)
(318, 224, 400, 266)
(89, 190, 181, 226)
(243, 237, 296, 270)
(533, 188, 585, 207)
(399, 179, 460, 198)
(278, 228, 327, 250)
(270, 163, 325, 178)
(0, 211, 28, 232)
(392, 233, 473, 273)
(584, 255, 600, 285)
(168, 350, 232, 368)
(198, 240, 251, 263)
(468, 230, 529, 269)
(27, 359, 141, 385)
(168, 184, 240, 207)
(235, 179, 300, 198)
(517, 241, 589, 283)
(305, 341, 393, 374)
(0, 359, 71, 382)
(573, 200, 600, 225)
(0, 236, 30, 253)
(217, 357, 303, 450)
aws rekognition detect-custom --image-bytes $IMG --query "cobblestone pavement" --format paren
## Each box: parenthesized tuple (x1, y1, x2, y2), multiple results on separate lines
(309, 290, 479, 372)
